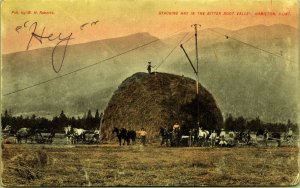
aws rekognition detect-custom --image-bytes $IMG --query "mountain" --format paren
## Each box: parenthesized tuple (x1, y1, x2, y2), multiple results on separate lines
(2, 24, 299, 123)
(2, 32, 168, 118)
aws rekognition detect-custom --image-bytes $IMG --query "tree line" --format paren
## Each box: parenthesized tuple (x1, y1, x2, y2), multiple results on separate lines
(1, 110, 298, 134)
(1, 109, 103, 133)
(224, 114, 298, 133)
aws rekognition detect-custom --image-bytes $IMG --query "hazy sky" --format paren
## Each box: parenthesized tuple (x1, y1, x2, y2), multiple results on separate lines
(1, 0, 299, 54)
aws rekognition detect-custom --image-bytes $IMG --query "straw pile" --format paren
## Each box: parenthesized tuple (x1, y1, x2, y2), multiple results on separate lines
(3, 149, 50, 185)
(101, 72, 223, 140)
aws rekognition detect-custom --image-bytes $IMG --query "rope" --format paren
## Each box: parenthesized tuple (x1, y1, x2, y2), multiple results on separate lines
(154, 32, 191, 71)
(208, 29, 294, 63)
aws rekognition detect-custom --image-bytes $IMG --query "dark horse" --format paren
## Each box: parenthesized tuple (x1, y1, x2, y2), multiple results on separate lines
(236, 131, 251, 145)
(159, 127, 171, 146)
(271, 132, 281, 146)
(190, 128, 210, 147)
(171, 128, 182, 147)
(112, 127, 136, 146)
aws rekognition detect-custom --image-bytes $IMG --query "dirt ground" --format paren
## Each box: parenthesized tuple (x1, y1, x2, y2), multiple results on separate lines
(1, 144, 299, 186)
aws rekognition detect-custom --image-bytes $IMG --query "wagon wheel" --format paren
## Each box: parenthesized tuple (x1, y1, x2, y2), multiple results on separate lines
(290, 136, 296, 146)
(47, 137, 53, 144)
(166, 139, 171, 147)
(41, 138, 46, 144)
(284, 136, 296, 147)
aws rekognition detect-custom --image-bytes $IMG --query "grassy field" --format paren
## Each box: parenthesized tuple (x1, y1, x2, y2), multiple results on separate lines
(1, 144, 299, 186)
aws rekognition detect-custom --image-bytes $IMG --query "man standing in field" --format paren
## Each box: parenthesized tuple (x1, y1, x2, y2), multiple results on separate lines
(160, 126, 169, 146)
(263, 129, 269, 146)
(219, 128, 227, 146)
(209, 130, 217, 147)
(286, 127, 294, 145)
(139, 128, 147, 145)
(287, 128, 293, 139)
(173, 122, 180, 132)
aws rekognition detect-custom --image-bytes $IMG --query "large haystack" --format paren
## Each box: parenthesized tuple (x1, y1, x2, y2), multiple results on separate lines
(101, 72, 223, 140)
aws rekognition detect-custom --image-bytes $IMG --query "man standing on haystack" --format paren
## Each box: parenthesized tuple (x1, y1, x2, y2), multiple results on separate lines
(147, 62, 155, 74)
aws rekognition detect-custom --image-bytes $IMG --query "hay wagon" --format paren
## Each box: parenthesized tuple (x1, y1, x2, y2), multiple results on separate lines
(33, 132, 55, 144)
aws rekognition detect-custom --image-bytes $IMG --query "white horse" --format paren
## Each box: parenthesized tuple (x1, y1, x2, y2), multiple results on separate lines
(64, 125, 73, 144)
(73, 128, 86, 136)
(73, 128, 87, 143)
(197, 128, 209, 146)
(3, 125, 12, 133)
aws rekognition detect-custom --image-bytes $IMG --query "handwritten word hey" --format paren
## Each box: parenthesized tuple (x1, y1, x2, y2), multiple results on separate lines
(15, 20, 99, 73)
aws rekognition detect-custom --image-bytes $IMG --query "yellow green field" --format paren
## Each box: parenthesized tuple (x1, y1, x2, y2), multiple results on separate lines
(1, 144, 299, 186)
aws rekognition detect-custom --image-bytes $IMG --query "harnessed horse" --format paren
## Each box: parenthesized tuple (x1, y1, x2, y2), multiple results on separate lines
(3, 125, 13, 135)
(16, 128, 34, 144)
(112, 127, 136, 146)
(64, 125, 74, 144)
(236, 131, 251, 145)
(159, 127, 171, 146)
(73, 128, 87, 143)
(170, 128, 182, 147)
(195, 128, 209, 147)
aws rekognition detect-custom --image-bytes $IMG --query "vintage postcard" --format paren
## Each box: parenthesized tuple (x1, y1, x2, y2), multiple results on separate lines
(1, 0, 299, 186)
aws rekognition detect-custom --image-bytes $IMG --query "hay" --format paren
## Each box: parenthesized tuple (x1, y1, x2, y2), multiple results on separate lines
(5, 149, 50, 183)
(2, 145, 298, 186)
(101, 72, 223, 140)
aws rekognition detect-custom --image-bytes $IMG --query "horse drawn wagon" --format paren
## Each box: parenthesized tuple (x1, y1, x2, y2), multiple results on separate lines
(33, 132, 55, 144)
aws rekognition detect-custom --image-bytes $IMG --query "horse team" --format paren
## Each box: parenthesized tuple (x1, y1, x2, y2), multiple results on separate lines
(112, 127, 136, 146)
(63, 125, 100, 144)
